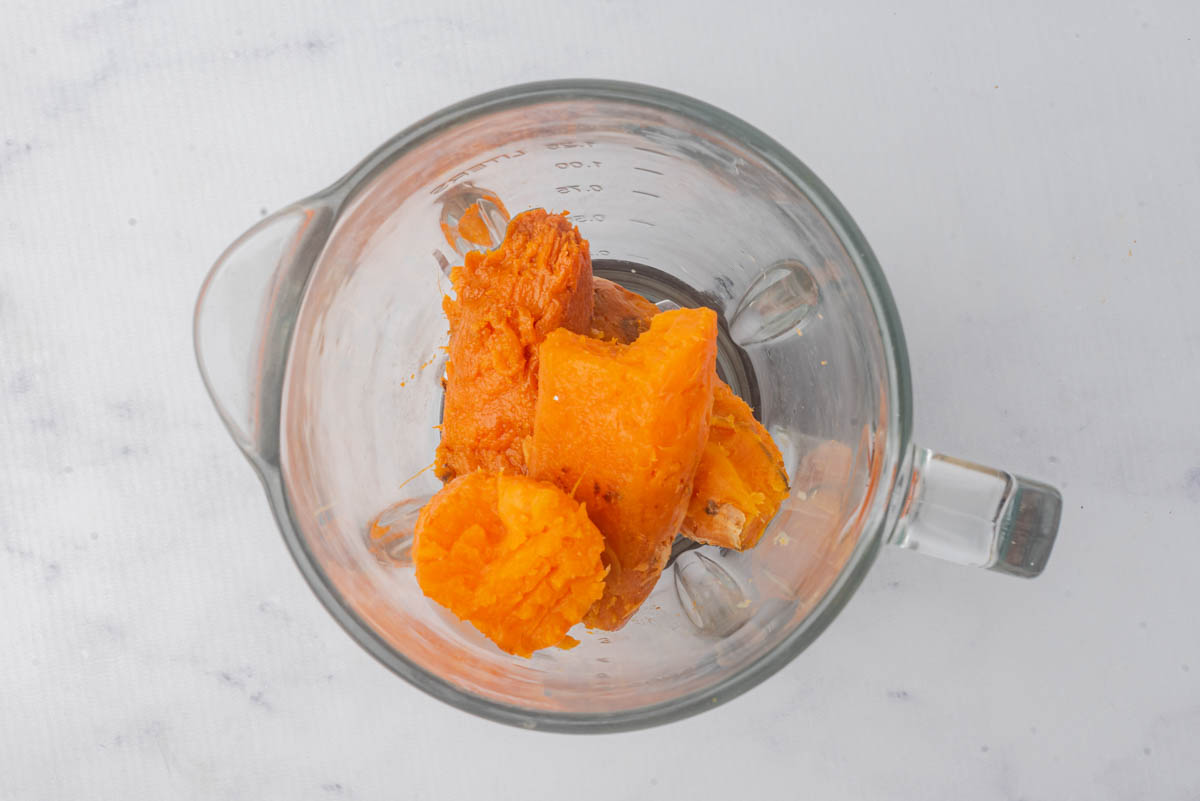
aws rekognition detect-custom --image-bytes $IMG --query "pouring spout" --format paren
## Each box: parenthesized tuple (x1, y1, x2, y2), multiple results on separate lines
(194, 202, 335, 469)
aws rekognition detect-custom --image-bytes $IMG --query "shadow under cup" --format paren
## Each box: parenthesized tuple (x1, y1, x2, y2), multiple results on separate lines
(269, 84, 908, 730)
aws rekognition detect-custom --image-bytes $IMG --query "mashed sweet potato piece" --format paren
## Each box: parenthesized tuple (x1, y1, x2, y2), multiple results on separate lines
(530, 308, 718, 630)
(413, 472, 606, 657)
(435, 210, 593, 481)
(589, 279, 789, 550)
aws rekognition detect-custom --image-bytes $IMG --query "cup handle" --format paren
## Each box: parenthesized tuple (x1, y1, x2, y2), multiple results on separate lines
(193, 202, 335, 468)
(889, 447, 1063, 577)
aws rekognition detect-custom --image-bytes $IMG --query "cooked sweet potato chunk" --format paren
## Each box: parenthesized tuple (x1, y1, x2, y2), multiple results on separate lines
(413, 472, 606, 657)
(435, 210, 593, 480)
(682, 382, 790, 549)
(589, 280, 789, 550)
(530, 308, 718, 630)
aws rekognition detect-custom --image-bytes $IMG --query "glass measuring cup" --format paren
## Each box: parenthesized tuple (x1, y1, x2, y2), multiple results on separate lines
(194, 80, 1062, 732)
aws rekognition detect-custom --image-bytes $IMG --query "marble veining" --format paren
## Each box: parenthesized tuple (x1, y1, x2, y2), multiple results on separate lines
(2, 0, 1199, 799)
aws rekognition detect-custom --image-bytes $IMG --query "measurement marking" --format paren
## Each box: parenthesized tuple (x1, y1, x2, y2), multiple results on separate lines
(634, 166, 664, 175)
(633, 146, 672, 157)
(632, 189, 660, 198)
(629, 218, 656, 227)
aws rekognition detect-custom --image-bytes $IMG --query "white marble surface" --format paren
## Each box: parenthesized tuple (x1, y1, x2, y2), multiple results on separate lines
(3, 0, 1199, 797)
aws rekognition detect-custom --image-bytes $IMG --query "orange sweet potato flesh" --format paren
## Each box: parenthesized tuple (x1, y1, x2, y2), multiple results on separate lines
(435, 210, 593, 481)
(590, 278, 789, 550)
(682, 382, 790, 549)
(413, 472, 606, 657)
(530, 308, 718, 630)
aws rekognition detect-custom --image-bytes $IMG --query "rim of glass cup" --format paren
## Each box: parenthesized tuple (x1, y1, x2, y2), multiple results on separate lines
(215, 79, 914, 733)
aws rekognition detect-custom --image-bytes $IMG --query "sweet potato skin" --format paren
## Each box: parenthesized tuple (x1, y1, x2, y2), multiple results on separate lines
(589, 279, 789, 550)
(589, 277, 659, 344)
(413, 472, 606, 657)
(529, 308, 718, 630)
(435, 210, 593, 480)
